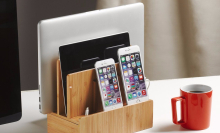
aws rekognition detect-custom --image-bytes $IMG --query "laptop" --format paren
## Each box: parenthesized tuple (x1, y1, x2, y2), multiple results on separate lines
(38, 3, 144, 114)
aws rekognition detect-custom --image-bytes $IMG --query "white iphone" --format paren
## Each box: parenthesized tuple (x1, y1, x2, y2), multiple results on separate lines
(118, 45, 149, 105)
(95, 58, 123, 111)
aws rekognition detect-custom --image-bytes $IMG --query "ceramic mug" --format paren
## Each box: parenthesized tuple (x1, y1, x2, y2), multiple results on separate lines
(171, 84, 212, 130)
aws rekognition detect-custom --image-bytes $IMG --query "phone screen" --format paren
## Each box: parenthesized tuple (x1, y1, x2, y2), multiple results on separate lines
(120, 52, 147, 101)
(97, 65, 122, 107)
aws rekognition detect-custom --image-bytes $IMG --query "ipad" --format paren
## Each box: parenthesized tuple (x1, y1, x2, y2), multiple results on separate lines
(0, 0, 22, 125)
(59, 32, 130, 115)
(38, 3, 144, 114)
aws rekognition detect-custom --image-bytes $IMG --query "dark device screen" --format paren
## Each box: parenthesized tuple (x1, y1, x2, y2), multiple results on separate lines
(59, 32, 130, 114)
(0, 0, 22, 124)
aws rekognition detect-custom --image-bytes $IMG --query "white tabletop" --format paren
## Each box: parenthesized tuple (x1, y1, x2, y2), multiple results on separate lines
(0, 76, 219, 133)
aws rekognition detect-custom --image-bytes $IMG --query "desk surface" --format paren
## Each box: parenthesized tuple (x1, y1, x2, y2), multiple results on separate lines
(0, 76, 219, 133)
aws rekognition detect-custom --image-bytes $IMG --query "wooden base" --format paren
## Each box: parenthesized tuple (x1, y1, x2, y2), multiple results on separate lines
(48, 100, 153, 133)
(47, 60, 153, 133)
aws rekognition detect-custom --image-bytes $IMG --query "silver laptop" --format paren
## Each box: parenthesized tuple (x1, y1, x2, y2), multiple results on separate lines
(38, 3, 144, 114)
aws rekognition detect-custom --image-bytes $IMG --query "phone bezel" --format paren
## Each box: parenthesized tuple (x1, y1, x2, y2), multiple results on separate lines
(95, 58, 123, 111)
(118, 45, 149, 105)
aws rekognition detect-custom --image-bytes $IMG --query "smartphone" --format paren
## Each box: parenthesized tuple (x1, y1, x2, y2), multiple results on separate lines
(95, 58, 123, 111)
(118, 45, 149, 105)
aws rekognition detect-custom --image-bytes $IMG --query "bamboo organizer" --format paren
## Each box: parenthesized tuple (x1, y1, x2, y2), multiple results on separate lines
(47, 60, 153, 133)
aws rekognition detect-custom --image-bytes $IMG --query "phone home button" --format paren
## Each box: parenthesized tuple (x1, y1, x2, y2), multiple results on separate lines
(136, 99, 140, 103)
(112, 106, 116, 109)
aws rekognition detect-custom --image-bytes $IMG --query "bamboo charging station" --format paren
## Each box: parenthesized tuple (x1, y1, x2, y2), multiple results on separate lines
(47, 60, 153, 133)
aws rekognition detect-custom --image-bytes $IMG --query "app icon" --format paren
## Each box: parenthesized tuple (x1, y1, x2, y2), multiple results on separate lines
(127, 63, 131, 68)
(142, 90, 146, 95)
(128, 93, 132, 99)
(106, 86, 110, 91)
(129, 76, 134, 82)
(137, 68, 142, 73)
(111, 91, 115, 98)
(104, 74, 107, 78)
(114, 84, 118, 90)
(125, 78, 130, 83)
(109, 79, 113, 84)
(126, 56, 130, 61)
(111, 65, 115, 71)
(131, 83, 135, 91)
(135, 54, 139, 60)
(107, 67, 110, 72)
(107, 92, 111, 98)
(132, 92, 137, 98)
(113, 78, 117, 83)
(132, 62, 136, 68)
(124, 71, 128, 76)
(135, 83, 140, 90)
(137, 91, 142, 97)
(133, 69, 137, 74)
(110, 85, 114, 90)
(113, 99, 117, 104)
(136, 61, 141, 66)
(108, 73, 111, 78)
(139, 74, 143, 80)
(121, 57, 125, 63)
(134, 76, 138, 81)
(105, 80, 109, 85)
(127, 85, 131, 91)
(103, 87, 106, 92)
(100, 76, 104, 80)
(130, 55, 135, 60)
(103, 68, 106, 73)
(109, 100, 113, 105)
(112, 72, 116, 77)
(99, 69, 103, 74)
(117, 98, 121, 103)
(103, 93, 107, 99)
(122, 64, 127, 69)
(101, 81, 105, 86)
(105, 101, 109, 106)
(128, 70, 133, 75)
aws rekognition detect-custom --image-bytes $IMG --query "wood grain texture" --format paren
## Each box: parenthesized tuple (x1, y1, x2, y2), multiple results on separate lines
(57, 60, 65, 116)
(48, 113, 79, 133)
(66, 63, 125, 118)
(79, 100, 153, 133)
(52, 60, 153, 133)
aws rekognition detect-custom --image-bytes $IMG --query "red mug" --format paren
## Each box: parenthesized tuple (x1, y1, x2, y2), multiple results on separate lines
(171, 84, 212, 130)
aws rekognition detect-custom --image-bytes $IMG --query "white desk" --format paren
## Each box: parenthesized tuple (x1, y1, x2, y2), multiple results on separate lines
(0, 76, 219, 133)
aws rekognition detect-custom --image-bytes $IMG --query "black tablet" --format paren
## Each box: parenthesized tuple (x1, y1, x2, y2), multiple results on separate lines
(0, 0, 22, 125)
(59, 32, 130, 115)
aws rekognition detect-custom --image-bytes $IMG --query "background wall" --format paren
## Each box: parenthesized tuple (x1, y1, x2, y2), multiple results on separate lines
(17, 0, 97, 90)
(17, 0, 220, 90)
(97, 0, 220, 80)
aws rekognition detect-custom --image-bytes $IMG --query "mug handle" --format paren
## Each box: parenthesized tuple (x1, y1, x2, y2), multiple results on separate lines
(171, 97, 186, 125)
(145, 77, 150, 90)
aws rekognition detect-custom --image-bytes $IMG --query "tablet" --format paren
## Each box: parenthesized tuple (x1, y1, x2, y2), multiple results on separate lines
(59, 32, 130, 115)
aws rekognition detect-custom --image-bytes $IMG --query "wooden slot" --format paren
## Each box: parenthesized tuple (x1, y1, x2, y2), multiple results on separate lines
(57, 60, 65, 116)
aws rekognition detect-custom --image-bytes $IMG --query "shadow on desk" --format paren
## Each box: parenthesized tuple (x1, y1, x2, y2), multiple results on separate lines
(31, 118, 47, 130)
(150, 124, 190, 132)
